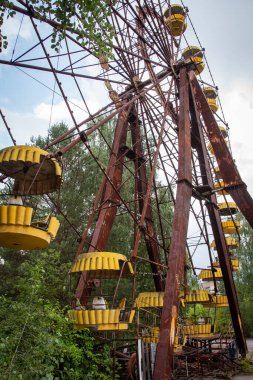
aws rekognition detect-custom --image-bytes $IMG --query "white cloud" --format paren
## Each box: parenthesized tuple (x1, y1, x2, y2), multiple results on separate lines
(33, 95, 105, 126)
(0, 108, 47, 148)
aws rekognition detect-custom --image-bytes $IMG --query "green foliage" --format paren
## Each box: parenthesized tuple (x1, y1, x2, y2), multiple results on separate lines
(0, 122, 122, 378)
(1, 0, 114, 55)
(0, 121, 174, 378)
(0, 249, 113, 379)
(240, 357, 253, 374)
(234, 215, 253, 337)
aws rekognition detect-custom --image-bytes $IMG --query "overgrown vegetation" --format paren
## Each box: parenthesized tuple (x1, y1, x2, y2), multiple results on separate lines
(0, 250, 114, 379)
(235, 215, 253, 337)
(0, 122, 118, 379)
(0, 121, 173, 378)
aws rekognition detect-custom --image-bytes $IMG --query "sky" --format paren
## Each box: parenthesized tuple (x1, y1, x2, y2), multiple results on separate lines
(0, 0, 253, 270)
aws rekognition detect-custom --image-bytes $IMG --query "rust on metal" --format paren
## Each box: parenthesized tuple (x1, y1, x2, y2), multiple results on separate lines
(154, 67, 192, 380)
(129, 106, 164, 291)
(75, 105, 132, 304)
(189, 71, 253, 229)
(189, 75, 247, 356)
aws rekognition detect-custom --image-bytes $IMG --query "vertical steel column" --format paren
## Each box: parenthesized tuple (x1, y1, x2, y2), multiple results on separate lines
(75, 106, 132, 304)
(189, 75, 247, 355)
(153, 68, 192, 380)
(189, 72, 253, 229)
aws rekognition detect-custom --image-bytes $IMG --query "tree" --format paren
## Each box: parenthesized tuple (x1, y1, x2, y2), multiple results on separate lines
(0, 249, 114, 379)
(234, 215, 253, 337)
(0, 122, 118, 378)
(0, 0, 114, 55)
(0, 121, 174, 378)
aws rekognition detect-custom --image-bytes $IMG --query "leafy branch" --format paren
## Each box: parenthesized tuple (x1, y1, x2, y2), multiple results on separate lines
(0, 0, 115, 56)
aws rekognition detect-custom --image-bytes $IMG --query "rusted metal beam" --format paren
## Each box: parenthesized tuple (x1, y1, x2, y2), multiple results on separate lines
(0, 59, 125, 85)
(129, 107, 164, 291)
(75, 106, 132, 304)
(153, 67, 192, 380)
(189, 75, 247, 356)
(189, 71, 253, 229)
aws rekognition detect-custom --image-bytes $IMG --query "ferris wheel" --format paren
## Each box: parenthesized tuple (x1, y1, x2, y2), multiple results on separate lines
(1, 1, 253, 379)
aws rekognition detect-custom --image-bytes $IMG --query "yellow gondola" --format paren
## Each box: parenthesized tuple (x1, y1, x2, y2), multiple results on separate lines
(164, 4, 187, 37)
(182, 46, 205, 75)
(198, 268, 223, 281)
(0, 145, 62, 195)
(70, 252, 134, 331)
(134, 291, 185, 308)
(218, 202, 238, 216)
(142, 326, 160, 343)
(222, 220, 240, 234)
(213, 258, 240, 271)
(183, 317, 213, 338)
(204, 295, 229, 308)
(184, 290, 212, 304)
(214, 180, 228, 195)
(70, 251, 134, 279)
(0, 205, 60, 249)
(134, 292, 164, 308)
(142, 326, 186, 352)
(211, 237, 239, 250)
(231, 259, 240, 271)
(203, 86, 218, 113)
(69, 301, 135, 331)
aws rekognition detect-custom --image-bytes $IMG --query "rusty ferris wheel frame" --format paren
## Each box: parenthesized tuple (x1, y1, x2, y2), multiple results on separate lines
(1, 0, 253, 379)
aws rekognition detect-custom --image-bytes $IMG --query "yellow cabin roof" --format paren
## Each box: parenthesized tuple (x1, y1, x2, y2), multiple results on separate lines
(0, 205, 60, 250)
(218, 202, 238, 216)
(204, 295, 229, 308)
(164, 4, 185, 17)
(203, 86, 217, 99)
(182, 46, 203, 59)
(182, 46, 204, 74)
(70, 251, 133, 278)
(184, 290, 212, 304)
(134, 292, 164, 308)
(165, 14, 187, 37)
(213, 258, 240, 271)
(0, 145, 62, 195)
(210, 237, 239, 250)
(199, 268, 223, 281)
(214, 181, 228, 195)
(222, 220, 240, 234)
